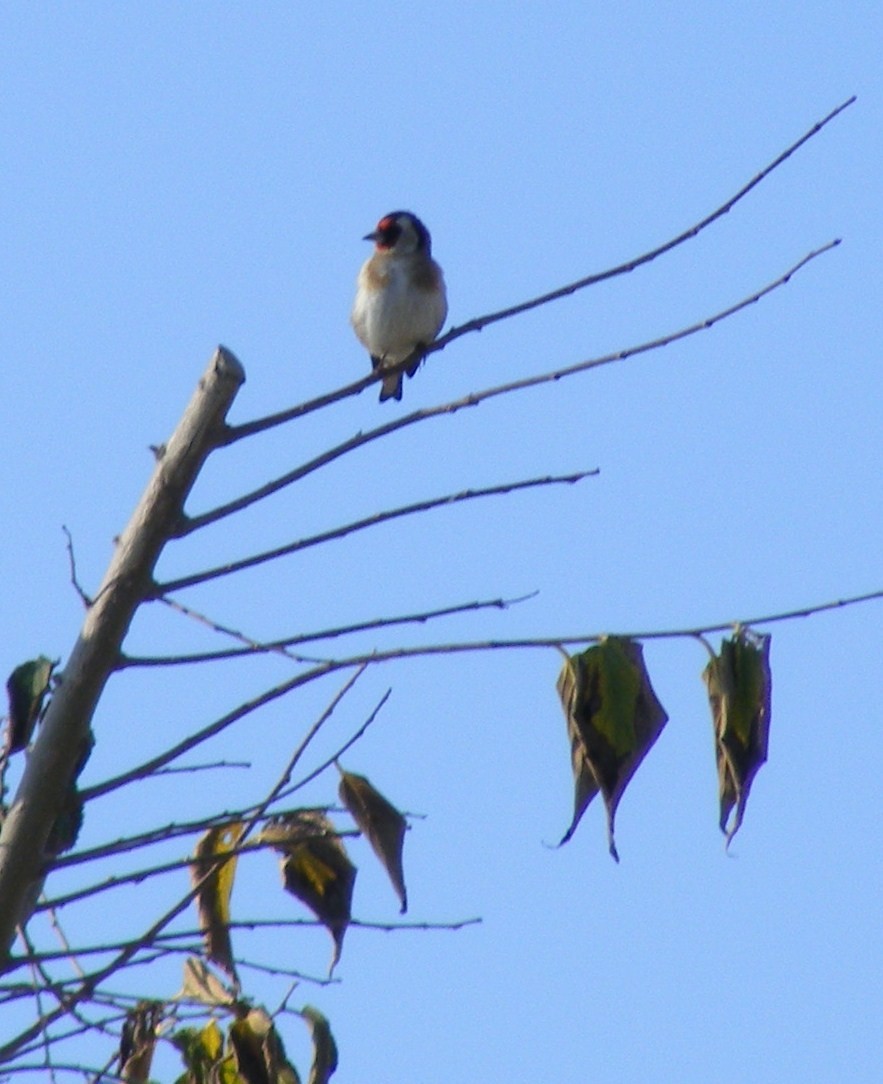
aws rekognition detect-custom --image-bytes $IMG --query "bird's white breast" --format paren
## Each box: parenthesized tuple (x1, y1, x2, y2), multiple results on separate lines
(352, 257, 446, 363)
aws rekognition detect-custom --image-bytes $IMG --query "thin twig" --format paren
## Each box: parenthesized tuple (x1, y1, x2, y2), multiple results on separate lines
(152, 759, 251, 776)
(65, 685, 372, 914)
(122, 592, 536, 669)
(45, 906, 87, 981)
(0, 868, 252, 1058)
(158, 471, 594, 593)
(61, 526, 92, 608)
(80, 665, 346, 803)
(16, 926, 56, 1082)
(589, 586, 883, 642)
(11, 936, 201, 967)
(36, 854, 249, 913)
(52, 810, 276, 871)
(234, 665, 371, 847)
(52, 803, 337, 874)
(8, 1007, 128, 1072)
(429, 106, 853, 343)
(237, 581, 881, 663)
(11, 925, 121, 1076)
(39, 830, 357, 913)
(14, 913, 476, 970)
(142, 592, 321, 667)
(181, 242, 838, 534)
(221, 97, 855, 444)
(282, 689, 391, 799)
(3, 1061, 123, 1081)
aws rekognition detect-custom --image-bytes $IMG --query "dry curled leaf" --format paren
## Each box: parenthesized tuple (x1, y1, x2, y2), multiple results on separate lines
(258, 810, 356, 974)
(557, 637, 668, 860)
(176, 956, 238, 1008)
(338, 766, 408, 912)
(702, 628, 772, 847)
(300, 1005, 338, 1084)
(191, 822, 244, 985)
(119, 1001, 162, 1082)
(229, 1007, 301, 1084)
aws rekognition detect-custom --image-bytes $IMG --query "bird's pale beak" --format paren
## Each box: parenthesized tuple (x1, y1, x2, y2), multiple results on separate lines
(363, 230, 379, 242)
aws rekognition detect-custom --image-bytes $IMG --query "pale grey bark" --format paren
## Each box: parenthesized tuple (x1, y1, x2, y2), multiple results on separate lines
(0, 347, 245, 959)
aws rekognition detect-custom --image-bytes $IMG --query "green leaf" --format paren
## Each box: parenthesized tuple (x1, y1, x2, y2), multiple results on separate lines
(172, 1019, 239, 1084)
(300, 1006, 338, 1084)
(557, 637, 668, 860)
(5, 656, 55, 754)
(338, 766, 408, 913)
(191, 822, 244, 985)
(702, 629, 772, 847)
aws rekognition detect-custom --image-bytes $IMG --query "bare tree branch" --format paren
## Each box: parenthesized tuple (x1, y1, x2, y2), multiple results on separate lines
(15, 914, 479, 969)
(430, 104, 853, 343)
(38, 852, 247, 913)
(281, 688, 391, 799)
(36, 830, 347, 914)
(157, 471, 595, 593)
(51, 814, 257, 871)
(220, 97, 855, 444)
(233, 664, 371, 849)
(57, 692, 381, 874)
(61, 526, 91, 609)
(151, 759, 251, 776)
(121, 592, 537, 668)
(79, 664, 346, 803)
(179, 242, 838, 535)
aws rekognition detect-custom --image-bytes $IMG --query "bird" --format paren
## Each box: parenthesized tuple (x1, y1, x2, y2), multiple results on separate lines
(351, 211, 447, 402)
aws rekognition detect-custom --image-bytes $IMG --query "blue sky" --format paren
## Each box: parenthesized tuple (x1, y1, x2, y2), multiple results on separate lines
(1, 5, 881, 1082)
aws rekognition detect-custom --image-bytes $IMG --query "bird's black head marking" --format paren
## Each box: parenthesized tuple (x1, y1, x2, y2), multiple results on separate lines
(366, 211, 431, 253)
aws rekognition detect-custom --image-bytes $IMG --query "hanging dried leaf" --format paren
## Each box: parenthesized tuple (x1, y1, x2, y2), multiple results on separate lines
(5, 655, 55, 755)
(191, 822, 244, 985)
(557, 637, 668, 860)
(258, 810, 356, 974)
(300, 1006, 338, 1084)
(255, 809, 332, 849)
(702, 628, 772, 847)
(119, 1001, 162, 1082)
(176, 956, 238, 1008)
(338, 766, 408, 913)
(171, 1019, 238, 1084)
(229, 1007, 302, 1084)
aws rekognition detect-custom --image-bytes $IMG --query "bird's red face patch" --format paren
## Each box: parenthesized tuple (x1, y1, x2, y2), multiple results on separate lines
(371, 215, 403, 250)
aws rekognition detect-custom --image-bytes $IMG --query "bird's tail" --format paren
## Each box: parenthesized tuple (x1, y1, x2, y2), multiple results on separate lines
(379, 371, 404, 402)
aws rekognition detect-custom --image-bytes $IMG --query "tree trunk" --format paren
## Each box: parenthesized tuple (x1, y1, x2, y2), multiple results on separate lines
(0, 347, 246, 961)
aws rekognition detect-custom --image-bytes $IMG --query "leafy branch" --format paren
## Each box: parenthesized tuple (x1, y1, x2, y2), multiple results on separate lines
(121, 585, 883, 673)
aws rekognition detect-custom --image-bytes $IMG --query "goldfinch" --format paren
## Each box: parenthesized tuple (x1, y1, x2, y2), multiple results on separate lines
(351, 211, 447, 402)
